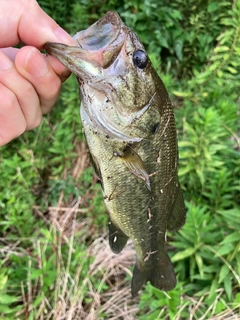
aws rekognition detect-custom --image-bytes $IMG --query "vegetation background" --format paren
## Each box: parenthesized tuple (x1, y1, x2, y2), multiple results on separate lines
(0, 0, 239, 319)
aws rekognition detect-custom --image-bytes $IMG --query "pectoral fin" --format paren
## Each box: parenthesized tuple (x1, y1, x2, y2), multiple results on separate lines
(108, 219, 128, 254)
(116, 147, 151, 191)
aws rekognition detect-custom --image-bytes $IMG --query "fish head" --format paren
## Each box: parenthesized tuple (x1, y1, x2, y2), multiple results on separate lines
(46, 12, 158, 111)
(45, 12, 161, 139)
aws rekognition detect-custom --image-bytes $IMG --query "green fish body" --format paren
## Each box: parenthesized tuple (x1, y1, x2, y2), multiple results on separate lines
(45, 11, 186, 296)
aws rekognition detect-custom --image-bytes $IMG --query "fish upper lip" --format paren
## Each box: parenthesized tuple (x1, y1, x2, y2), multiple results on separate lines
(73, 11, 123, 51)
(45, 11, 127, 70)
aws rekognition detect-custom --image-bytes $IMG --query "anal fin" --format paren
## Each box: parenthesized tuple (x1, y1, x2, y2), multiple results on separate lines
(108, 219, 128, 254)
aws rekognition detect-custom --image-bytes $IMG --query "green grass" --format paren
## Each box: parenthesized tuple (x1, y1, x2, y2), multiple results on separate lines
(0, 0, 240, 319)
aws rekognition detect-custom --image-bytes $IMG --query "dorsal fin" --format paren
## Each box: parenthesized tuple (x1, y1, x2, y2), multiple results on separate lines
(167, 186, 186, 231)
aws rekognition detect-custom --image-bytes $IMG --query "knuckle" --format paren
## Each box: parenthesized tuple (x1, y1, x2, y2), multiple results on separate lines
(43, 74, 61, 100)
(39, 76, 61, 114)
(16, 123, 27, 136)
(0, 85, 17, 111)
(29, 115, 42, 130)
(49, 79, 61, 100)
(26, 108, 42, 130)
(24, 81, 35, 96)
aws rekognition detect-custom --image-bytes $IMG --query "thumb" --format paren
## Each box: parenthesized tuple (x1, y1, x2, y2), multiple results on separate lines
(0, 0, 75, 48)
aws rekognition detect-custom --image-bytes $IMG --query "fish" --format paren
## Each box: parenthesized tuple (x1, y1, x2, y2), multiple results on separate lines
(45, 11, 186, 297)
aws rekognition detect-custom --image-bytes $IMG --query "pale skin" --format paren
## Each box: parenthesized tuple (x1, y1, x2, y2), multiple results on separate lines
(0, 0, 76, 146)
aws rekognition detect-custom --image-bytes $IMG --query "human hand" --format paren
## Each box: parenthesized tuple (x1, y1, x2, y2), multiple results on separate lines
(0, 0, 76, 146)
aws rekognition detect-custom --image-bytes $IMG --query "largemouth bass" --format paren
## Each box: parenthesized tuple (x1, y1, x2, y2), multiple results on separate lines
(45, 11, 186, 297)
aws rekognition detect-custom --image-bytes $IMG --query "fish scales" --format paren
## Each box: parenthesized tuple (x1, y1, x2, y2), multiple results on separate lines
(45, 11, 186, 297)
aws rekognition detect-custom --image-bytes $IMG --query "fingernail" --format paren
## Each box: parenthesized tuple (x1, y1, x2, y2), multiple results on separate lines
(0, 51, 12, 70)
(25, 48, 48, 78)
(54, 26, 74, 44)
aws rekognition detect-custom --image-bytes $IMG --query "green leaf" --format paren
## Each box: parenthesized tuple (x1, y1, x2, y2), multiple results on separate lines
(221, 18, 237, 27)
(0, 295, 19, 305)
(224, 274, 232, 300)
(178, 141, 195, 148)
(218, 264, 230, 283)
(0, 273, 8, 292)
(195, 254, 204, 278)
(221, 232, 240, 244)
(175, 41, 183, 61)
(32, 294, 44, 308)
(28, 269, 43, 280)
(208, 278, 218, 300)
(217, 244, 234, 256)
(207, 2, 219, 13)
(227, 66, 238, 74)
(214, 46, 230, 53)
(218, 209, 240, 227)
(214, 300, 226, 314)
(209, 61, 220, 72)
(172, 247, 196, 262)
(234, 292, 240, 303)
(178, 166, 193, 176)
(0, 304, 19, 314)
(172, 91, 192, 97)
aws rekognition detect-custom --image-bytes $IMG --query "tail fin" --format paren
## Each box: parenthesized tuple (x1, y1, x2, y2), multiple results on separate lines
(131, 253, 176, 297)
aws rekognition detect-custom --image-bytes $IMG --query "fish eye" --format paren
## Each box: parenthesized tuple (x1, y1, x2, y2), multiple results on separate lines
(133, 50, 148, 69)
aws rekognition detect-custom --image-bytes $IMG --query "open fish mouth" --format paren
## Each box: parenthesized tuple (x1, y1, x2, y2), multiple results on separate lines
(45, 12, 127, 78)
